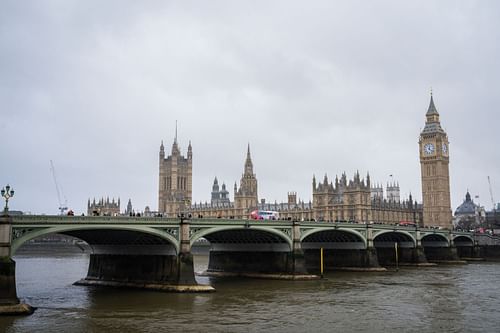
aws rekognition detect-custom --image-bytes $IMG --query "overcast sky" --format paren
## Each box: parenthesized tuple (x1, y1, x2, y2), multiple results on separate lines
(1, 1, 499, 215)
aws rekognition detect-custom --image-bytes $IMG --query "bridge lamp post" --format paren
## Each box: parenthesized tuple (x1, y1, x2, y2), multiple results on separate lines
(1, 184, 15, 215)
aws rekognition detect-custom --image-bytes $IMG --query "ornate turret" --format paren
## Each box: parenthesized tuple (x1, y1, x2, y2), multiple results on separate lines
(158, 124, 192, 216)
(88, 197, 120, 216)
(220, 183, 229, 202)
(187, 141, 192, 160)
(171, 139, 180, 155)
(159, 140, 165, 159)
(355, 170, 360, 184)
(244, 144, 254, 175)
(126, 199, 133, 215)
(422, 93, 445, 134)
(211, 178, 230, 206)
(234, 145, 258, 212)
(426, 93, 439, 116)
(341, 172, 347, 186)
(371, 182, 383, 200)
(211, 177, 221, 204)
(387, 181, 400, 202)
(171, 122, 180, 155)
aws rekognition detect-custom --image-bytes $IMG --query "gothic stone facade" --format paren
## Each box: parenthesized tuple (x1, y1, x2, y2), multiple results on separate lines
(312, 172, 420, 224)
(87, 197, 120, 216)
(187, 150, 419, 223)
(157, 140, 259, 219)
(158, 137, 192, 216)
(419, 94, 453, 228)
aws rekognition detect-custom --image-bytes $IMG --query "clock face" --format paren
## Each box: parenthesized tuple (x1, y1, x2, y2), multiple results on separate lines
(424, 143, 435, 155)
(442, 143, 448, 154)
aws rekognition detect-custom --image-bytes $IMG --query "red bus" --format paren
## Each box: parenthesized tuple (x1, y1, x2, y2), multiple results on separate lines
(398, 221, 416, 227)
(250, 210, 280, 220)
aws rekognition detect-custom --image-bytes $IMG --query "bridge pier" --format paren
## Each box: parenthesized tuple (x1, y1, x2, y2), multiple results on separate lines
(76, 219, 213, 292)
(362, 225, 383, 270)
(456, 245, 482, 260)
(305, 247, 383, 271)
(288, 222, 311, 276)
(412, 228, 431, 265)
(206, 248, 316, 280)
(0, 215, 34, 315)
(77, 252, 209, 291)
(424, 246, 465, 264)
(176, 220, 200, 286)
(472, 245, 482, 258)
(376, 246, 429, 266)
(411, 246, 430, 265)
(207, 251, 298, 277)
(365, 247, 381, 268)
(284, 248, 309, 276)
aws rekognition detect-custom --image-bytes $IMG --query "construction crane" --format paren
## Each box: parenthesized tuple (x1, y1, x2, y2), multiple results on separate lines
(50, 160, 68, 215)
(487, 176, 496, 210)
(487, 176, 497, 233)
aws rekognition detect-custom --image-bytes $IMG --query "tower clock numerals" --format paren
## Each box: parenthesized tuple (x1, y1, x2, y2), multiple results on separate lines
(442, 143, 448, 154)
(424, 143, 435, 155)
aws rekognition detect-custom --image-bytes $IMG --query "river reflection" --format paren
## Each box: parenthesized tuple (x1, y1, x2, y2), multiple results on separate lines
(1, 252, 499, 333)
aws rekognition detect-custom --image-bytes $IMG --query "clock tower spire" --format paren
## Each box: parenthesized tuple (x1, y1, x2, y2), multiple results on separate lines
(419, 93, 452, 229)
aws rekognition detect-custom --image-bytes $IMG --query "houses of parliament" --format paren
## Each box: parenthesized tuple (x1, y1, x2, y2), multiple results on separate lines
(157, 95, 453, 228)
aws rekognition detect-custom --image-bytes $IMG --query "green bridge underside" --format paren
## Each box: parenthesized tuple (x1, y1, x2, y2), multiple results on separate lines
(10, 216, 475, 255)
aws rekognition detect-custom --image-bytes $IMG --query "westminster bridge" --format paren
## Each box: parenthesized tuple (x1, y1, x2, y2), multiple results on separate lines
(0, 214, 491, 313)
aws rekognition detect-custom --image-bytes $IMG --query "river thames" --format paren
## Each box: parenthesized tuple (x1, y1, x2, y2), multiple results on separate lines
(1, 250, 499, 333)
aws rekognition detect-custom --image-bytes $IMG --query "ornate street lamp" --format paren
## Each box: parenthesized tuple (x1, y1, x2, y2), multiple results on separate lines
(1, 184, 14, 214)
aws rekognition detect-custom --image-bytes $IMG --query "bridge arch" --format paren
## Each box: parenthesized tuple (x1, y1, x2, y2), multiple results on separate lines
(11, 225, 180, 255)
(301, 228, 367, 249)
(192, 226, 297, 275)
(421, 233, 449, 248)
(373, 230, 416, 248)
(452, 235, 474, 246)
(190, 226, 293, 251)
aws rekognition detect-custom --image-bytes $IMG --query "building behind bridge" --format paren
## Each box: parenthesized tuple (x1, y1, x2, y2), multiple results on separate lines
(486, 204, 500, 234)
(155, 94, 459, 228)
(157, 137, 421, 224)
(87, 197, 120, 216)
(312, 172, 420, 223)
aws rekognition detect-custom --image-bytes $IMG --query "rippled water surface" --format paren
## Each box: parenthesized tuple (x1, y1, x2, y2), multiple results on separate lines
(1, 252, 500, 333)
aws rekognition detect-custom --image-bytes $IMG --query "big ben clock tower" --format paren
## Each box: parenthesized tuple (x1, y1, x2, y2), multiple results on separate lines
(419, 93, 452, 229)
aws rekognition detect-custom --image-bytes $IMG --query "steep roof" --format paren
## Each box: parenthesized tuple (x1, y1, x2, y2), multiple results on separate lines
(421, 94, 445, 134)
(426, 94, 439, 116)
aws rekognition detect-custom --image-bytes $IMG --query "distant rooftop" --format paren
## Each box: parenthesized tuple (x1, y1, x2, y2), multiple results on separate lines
(454, 191, 478, 215)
